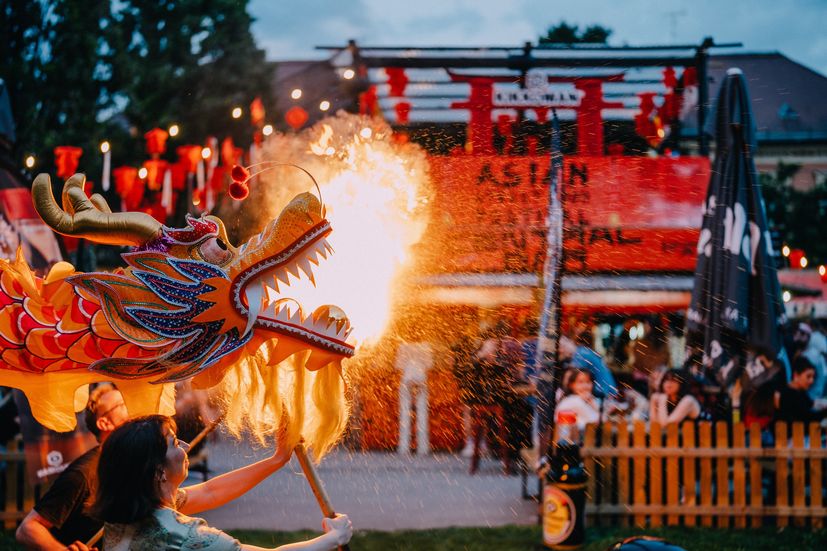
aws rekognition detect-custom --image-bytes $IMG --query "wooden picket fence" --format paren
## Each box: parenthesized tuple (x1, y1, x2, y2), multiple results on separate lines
(0, 437, 38, 529)
(581, 421, 827, 529)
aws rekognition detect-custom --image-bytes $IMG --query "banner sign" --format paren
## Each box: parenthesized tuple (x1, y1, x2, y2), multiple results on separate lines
(426, 155, 709, 273)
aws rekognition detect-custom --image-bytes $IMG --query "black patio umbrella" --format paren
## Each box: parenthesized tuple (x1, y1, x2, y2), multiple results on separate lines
(686, 68, 786, 388)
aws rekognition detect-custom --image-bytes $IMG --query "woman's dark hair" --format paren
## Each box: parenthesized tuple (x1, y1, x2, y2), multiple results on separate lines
(90, 415, 176, 524)
(792, 356, 816, 376)
(659, 369, 690, 398)
(564, 368, 594, 395)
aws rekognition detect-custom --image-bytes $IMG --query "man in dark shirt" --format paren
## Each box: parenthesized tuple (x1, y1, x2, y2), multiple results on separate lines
(16, 383, 128, 550)
(775, 356, 827, 424)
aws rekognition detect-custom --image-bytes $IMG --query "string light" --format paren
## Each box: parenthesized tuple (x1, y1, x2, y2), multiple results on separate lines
(782, 245, 791, 257)
(169, 124, 180, 137)
(232, 107, 243, 119)
(100, 141, 110, 154)
(342, 68, 355, 80)
(24, 156, 35, 169)
(138, 167, 148, 179)
(319, 100, 331, 111)
(782, 290, 792, 303)
(201, 147, 211, 159)
(262, 124, 274, 136)
(291, 88, 302, 100)
(819, 265, 826, 277)
(359, 128, 373, 139)
(800, 256, 808, 268)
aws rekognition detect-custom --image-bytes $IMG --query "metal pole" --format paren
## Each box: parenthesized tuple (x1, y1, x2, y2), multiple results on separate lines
(534, 110, 565, 449)
(697, 37, 713, 156)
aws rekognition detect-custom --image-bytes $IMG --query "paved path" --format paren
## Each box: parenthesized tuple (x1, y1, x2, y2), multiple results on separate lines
(196, 438, 539, 531)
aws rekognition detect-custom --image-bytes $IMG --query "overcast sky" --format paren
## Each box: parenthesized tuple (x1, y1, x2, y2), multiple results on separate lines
(249, 0, 827, 76)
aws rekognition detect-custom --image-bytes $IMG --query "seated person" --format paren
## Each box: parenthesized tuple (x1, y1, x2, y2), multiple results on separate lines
(556, 369, 603, 432)
(92, 415, 352, 551)
(649, 369, 701, 424)
(775, 356, 827, 424)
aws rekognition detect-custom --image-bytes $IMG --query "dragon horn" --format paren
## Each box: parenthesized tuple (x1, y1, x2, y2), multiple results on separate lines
(33, 173, 162, 246)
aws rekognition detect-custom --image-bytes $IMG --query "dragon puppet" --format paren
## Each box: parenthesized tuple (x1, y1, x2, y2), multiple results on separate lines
(0, 173, 354, 456)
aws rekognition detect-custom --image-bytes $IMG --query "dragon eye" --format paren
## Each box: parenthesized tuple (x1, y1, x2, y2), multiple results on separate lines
(198, 237, 232, 265)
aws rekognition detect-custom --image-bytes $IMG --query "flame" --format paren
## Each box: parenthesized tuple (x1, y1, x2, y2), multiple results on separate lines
(232, 113, 430, 345)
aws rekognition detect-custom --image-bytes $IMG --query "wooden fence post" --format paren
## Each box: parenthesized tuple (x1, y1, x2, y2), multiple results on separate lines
(715, 421, 730, 528)
(791, 422, 806, 527)
(699, 422, 713, 527)
(748, 423, 763, 528)
(633, 421, 647, 527)
(775, 422, 789, 527)
(682, 421, 697, 527)
(809, 422, 823, 530)
(617, 422, 630, 527)
(665, 423, 679, 526)
(732, 422, 746, 528)
(649, 422, 663, 527)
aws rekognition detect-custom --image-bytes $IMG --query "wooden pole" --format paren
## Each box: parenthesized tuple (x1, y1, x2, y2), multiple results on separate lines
(294, 442, 350, 551)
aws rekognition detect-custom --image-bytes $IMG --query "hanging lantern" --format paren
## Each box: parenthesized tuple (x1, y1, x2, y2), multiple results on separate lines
(113, 166, 144, 211)
(386, 68, 408, 97)
(144, 128, 170, 156)
(285, 106, 309, 130)
(221, 137, 237, 167)
(394, 101, 411, 125)
(142, 159, 168, 191)
(54, 146, 83, 179)
(176, 145, 202, 173)
(250, 97, 266, 126)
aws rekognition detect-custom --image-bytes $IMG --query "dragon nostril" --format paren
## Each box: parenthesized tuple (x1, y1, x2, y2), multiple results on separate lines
(216, 238, 227, 251)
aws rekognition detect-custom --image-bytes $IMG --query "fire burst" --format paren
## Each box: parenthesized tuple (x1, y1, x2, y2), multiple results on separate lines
(228, 113, 430, 345)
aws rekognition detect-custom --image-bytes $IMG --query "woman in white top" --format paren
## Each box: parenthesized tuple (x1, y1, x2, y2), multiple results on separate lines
(649, 369, 701, 425)
(556, 369, 603, 432)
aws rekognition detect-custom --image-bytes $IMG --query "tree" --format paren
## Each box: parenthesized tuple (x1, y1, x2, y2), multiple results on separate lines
(105, 0, 274, 158)
(762, 162, 827, 265)
(539, 21, 612, 45)
(0, 0, 110, 171)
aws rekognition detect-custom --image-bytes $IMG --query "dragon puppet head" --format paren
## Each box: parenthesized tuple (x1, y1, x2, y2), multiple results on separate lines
(0, 173, 354, 455)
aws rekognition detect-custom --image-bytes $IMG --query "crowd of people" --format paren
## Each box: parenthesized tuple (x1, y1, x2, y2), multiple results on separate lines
(451, 316, 827, 475)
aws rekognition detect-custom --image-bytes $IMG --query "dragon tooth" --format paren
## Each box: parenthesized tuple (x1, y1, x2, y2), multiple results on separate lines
(344, 328, 354, 340)
(322, 239, 335, 254)
(274, 268, 290, 285)
(298, 258, 315, 286)
(271, 275, 280, 294)
(285, 262, 300, 279)
(307, 249, 321, 266)
(315, 243, 328, 260)
(288, 308, 303, 325)
(243, 284, 264, 336)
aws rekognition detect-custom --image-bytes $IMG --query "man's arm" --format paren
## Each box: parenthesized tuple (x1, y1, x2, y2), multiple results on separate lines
(16, 509, 89, 551)
(178, 451, 290, 515)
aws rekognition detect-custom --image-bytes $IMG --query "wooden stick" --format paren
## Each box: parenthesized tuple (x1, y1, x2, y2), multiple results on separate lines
(294, 442, 350, 551)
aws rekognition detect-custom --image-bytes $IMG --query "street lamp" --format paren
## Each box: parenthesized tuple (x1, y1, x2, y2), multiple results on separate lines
(100, 141, 110, 154)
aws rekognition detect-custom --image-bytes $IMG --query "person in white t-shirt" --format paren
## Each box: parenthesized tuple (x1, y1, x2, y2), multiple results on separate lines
(556, 369, 603, 432)
(649, 369, 701, 425)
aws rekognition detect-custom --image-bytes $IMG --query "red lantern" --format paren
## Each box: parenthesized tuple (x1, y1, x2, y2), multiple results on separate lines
(359, 86, 378, 116)
(176, 145, 202, 173)
(386, 68, 408, 97)
(221, 137, 237, 167)
(285, 106, 309, 130)
(144, 128, 169, 156)
(394, 102, 411, 125)
(250, 97, 266, 126)
(788, 249, 806, 270)
(113, 166, 143, 211)
(228, 180, 249, 200)
(142, 159, 168, 191)
(54, 146, 83, 179)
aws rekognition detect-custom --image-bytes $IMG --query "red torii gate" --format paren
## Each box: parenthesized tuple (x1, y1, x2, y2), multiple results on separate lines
(447, 71, 625, 156)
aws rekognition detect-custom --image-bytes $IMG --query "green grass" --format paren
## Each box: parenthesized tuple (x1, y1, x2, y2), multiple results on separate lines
(2, 525, 825, 550)
(229, 525, 827, 551)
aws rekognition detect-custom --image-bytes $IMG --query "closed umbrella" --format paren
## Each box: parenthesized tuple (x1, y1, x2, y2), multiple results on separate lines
(686, 68, 786, 390)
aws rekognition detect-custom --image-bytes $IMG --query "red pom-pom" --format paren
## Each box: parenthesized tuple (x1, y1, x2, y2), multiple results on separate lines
(231, 165, 249, 183)
(228, 180, 249, 200)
